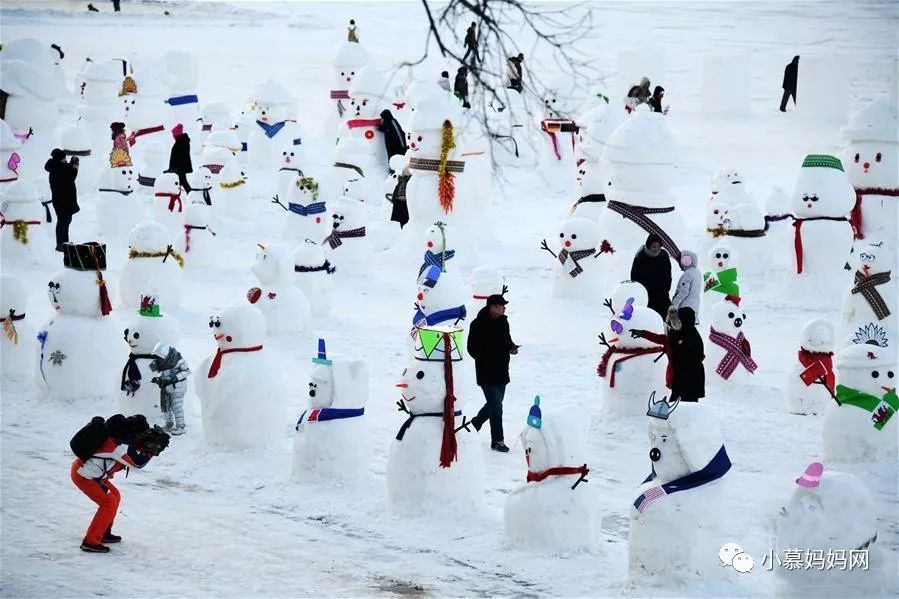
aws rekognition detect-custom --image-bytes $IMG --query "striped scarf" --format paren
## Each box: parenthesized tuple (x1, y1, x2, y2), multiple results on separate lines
(408, 157, 465, 174)
(419, 249, 455, 276)
(557, 247, 595, 278)
(323, 226, 365, 249)
(606, 201, 681, 259)
(851, 270, 891, 320)
(709, 328, 757, 379)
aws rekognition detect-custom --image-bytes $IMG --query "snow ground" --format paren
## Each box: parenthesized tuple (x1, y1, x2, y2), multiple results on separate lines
(1, 0, 898, 597)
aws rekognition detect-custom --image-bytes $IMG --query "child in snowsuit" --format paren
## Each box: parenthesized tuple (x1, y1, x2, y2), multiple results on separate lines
(149, 343, 190, 435)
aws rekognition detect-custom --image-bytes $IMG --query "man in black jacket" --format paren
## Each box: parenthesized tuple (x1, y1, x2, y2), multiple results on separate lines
(378, 109, 407, 162)
(780, 56, 799, 112)
(630, 233, 672, 319)
(44, 148, 80, 251)
(467, 294, 518, 452)
(462, 22, 477, 65)
(454, 67, 471, 109)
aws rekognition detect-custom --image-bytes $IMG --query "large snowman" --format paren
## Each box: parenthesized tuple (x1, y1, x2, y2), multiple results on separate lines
(291, 339, 369, 483)
(0, 273, 33, 380)
(573, 97, 625, 217)
(248, 80, 303, 170)
(119, 221, 184, 310)
(161, 50, 202, 145)
(0, 180, 51, 269)
(840, 242, 896, 351)
(504, 397, 598, 550)
(536, 77, 581, 195)
(196, 304, 282, 449)
(37, 242, 121, 401)
(77, 60, 122, 153)
(787, 318, 836, 416)
(118, 296, 181, 421)
(387, 325, 485, 507)
(247, 242, 311, 335)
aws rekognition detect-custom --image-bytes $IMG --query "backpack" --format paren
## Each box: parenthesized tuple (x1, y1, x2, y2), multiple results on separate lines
(70, 416, 109, 460)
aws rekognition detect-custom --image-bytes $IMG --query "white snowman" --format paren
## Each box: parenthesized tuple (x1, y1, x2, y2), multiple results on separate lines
(161, 50, 201, 142)
(330, 41, 371, 120)
(706, 168, 751, 236)
(323, 197, 371, 276)
(0, 57, 60, 178)
(629, 396, 733, 580)
(600, 280, 649, 338)
(292, 339, 369, 483)
(841, 242, 896, 351)
(196, 304, 282, 449)
(58, 125, 99, 193)
(707, 297, 758, 385)
(198, 102, 231, 144)
(119, 221, 184, 310)
(504, 397, 598, 550)
(151, 172, 185, 239)
(537, 77, 581, 194)
(118, 296, 181, 421)
(281, 175, 329, 243)
(200, 129, 241, 182)
(180, 201, 216, 269)
(275, 140, 306, 204)
(541, 216, 602, 299)
(787, 318, 836, 416)
(248, 80, 303, 170)
(0, 273, 33, 380)
(186, 166, 214, 206)
(841, 98, 898, 242)
(135, 138, 169, 193)
(247, 242, 311, 335)
(469, 265, 506, 305)
(217, 163, 249, 220)
(341, 67, 388, 176)
(97, 159, 139, 236)
(0, 180, 51, 269)
(702, 242, 741, 303)
(293, 239, 336, 317)
(77, 60, 122, 152)
(412, 266, 468, 348)
(0, 119, 22, 188)
(121, 67, 169, 153)
(387, 325, 485, 507)
(37, 242, 121, 400)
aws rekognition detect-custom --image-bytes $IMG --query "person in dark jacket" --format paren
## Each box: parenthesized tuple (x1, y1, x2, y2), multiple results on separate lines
(44, 148, 80, 251)
(630, 233, 672, 320)
(780, 56, 799, 112)
(648, 85, 665, 113)
(167, 123, 192, 193)
(462, 22, 478, 65)
(630, 306, 705, 403)
(454, 67, 471, 109)
(467, 294, 519, 452)
(378, 109, 407, 162)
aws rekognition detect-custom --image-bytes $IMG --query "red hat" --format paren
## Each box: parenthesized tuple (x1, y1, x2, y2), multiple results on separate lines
(171, 123, 184, 139)
(724, 294, 741, 306)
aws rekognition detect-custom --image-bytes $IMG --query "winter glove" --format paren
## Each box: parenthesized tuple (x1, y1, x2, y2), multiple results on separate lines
(666, 306, 682, 331)
(135, 426, 171, 456)
(150, 376, 162, 385)
(630, 329, 646, 339)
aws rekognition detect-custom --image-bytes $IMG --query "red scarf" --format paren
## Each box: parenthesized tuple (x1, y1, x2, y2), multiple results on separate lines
(346, 117, 382, 129)
(88, 244, 113, 316)
(597, 345, 665, 387)
(852, 187, 899, 240)
(797, 349, 835, 394)
(792, 216, 847, 274)
(207, 345, 263, 378)
(127, 125, 165, 146)
(439, 333, 458, 468)
(527, 464, 589, 483)
(155, 192, 182, 213)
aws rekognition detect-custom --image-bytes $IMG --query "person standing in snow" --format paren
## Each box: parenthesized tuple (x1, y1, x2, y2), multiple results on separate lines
(780, 55, 799, 112)
(462, 22, 478, 65)
(630, 233, 672, 320)
(149, 342, 190, 435)
(167, 123, 192, 193)
(44, 148, 79, 251)
(625, 77, 652, 112)
(467, 294, 519, 453)
(648, 85, 666, 113)
(666, 250, 705, 402)
(378, 109, 407, 161)
(347, 19, 358, 43)
(454, 66, 471, 109)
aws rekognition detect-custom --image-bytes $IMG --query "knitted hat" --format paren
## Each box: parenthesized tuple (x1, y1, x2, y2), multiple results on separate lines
(171, 123, 184, 139)
(801, 154, 843, 171)
(795, 462, 823, 488)
(527, 396, 542, 429)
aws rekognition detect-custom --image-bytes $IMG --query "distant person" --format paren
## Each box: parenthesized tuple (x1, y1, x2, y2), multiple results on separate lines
(454, 66, 471, 109)
(630, 233, 672, 319)
(44, 148, 79, 251)
(462, 22, 478, 65)
(649, 85, 667, 114)
(167, 123, 192, 193)
(347, 19, 358, 43)
(378, 109, 407, 161)
(438, 70, 451, 92)
(625, 77, 651, 112)
(507, 54, 524, 92)
(780, 55, 799, 112)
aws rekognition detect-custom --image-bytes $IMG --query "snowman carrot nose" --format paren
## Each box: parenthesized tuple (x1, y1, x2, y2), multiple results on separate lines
(396, 383, 408, 389)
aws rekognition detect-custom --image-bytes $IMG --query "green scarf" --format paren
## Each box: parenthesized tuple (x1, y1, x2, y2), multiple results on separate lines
(835, 384, 899, 431)
(703, 267, 740, 297)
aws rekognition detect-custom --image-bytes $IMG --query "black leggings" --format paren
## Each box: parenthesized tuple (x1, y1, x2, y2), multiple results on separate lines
(55, 211, 72, 248)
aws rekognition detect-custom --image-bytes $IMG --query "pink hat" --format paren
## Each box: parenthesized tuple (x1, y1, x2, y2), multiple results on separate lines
(171, 123, 184, 139)
(795, 462, 823, 488)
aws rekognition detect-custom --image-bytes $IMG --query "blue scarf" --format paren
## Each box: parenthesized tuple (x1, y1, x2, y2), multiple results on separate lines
(166, 94, 199, 106)
(633, 445, 731, 513)
(412, 304, 467, 327)
(418, 249, 455, 276)
(295, 407, 364, 430)
(288, 201, 326, 216)
(256, 120, 288, 139)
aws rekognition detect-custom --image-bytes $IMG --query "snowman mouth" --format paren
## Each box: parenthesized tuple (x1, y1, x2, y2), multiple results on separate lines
(401, 393, 415, 402)
(127, 340, 137, 348)
(214, 333, 225, 341)
(862, 265, 871, 276)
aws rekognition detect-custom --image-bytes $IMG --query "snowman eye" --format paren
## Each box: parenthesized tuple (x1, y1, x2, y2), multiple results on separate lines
(810, 195, 819, 202)
(875, 152, 882, 162)
(728, 312, 734, 318)
(350, 71, 355, 76)
(417, 136, 422, 142)
(871, 371, 880, 378)
(133, 331, 140, 339)
(282, 151, 287, 156)
(886, 370, 894, 378)
(713, 209, 719, 214)
(559, 233, 564, 238)
(715, 253, 721, 259)
(722, 253, 729, 259)
(362, 99, 368, 106)
(121, 169, 126, 175)
(854, 153, 860, 163)
(290, 152, 294, 157)
(340, 72, 345, 76)
(415, 370, 425, 379)
(571, 234, 577, 240)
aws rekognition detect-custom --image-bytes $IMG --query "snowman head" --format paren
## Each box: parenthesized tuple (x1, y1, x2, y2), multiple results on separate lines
(202, 102, 231, 130)
(287, 175, 320, 206)
(790, 155, 855, 218)
(205, 129, 242, 153)
(723, 202, 765, 232)
(330, 198, 363, 231)
(520, 397, 589, 473)
(578, 161, 609, 197)
(602, 112, 677, 204)
(470, 266, 506, 301)
(579, 103, 626, 162)
(58, 125, 91, 157)
(711, 298, 746, 336)
(0, 273, 27, 319)
(800, 318, 834, 352)
(308, 360, 335, 409)
(647, 398, 725, 483)
(47, 269, 102, 316)
(123, 296, 179, 354)
(128, 221, 171, 253)
(253, 80, 294, 124)
(407, 94, 456, 156)
(423, 222, 451, 254)
(711, 167, 743, 194)
(279, 142, 304, 169)
(252, 243, 292, 285)
(542, 76, 579, 118)
(80, 60, 121, 104)
(123, 84, 167, 130)
(189, 166, 213, 190)
(841, 98, 899, 189)
(348, 68, 385, 119)
(293, 239, 327, 268)
(557, 216, 599, 252)
(609, 280, 649, 310)
(852, 242, 893, 278)
(333, 41, 370, 88)
(396, 357, 447, 414)
(835, 344, 896, 396)
(707, 243, 737, 273)
(103, 164, 134, 193)
(153, 172, 181, 196)
(340, 177, 365, 202)
(611, 303, 664, 350)
(208, 304, 265, 350)
(219, 163, 247, 188)
(416, 267, 465, 315)
(706, 199, 729, 229)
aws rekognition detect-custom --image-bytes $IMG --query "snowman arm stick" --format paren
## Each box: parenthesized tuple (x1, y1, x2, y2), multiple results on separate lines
(597, 332, 610, 349)
(454, 416, 472, 433)
(539, 239, 557, 258)
(603, 298, 614, 314)
(814, 376, 840, 404)
(571, 465, 589, 489)
(395, 400, 409, 414)
(271, 195, 289, 211)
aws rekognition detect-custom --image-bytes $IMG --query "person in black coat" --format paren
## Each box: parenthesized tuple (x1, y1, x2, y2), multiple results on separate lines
(454, 67, 471, 109)
(462, 22, 478, 64)
(631, 307, 705, 403)
(378, 109, 407, 162)
(467, 294, 519, 452)
(649, 85, 665, 113)
(168, 125, 192, 193)
(44, 148, 80, 251)
(780, 56, 799, 112)
(630, 233, 672, 319)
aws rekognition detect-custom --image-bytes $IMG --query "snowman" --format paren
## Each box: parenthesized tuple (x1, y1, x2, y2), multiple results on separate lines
(330, 41, 371, 120)
(121, 67, 168, 152)
(274, 140, 306, 204)
(841, 98, 898, 241)
(706, 168, 751, 236)
(323, 197, 371, 276)
(600, 280, 649, 337)
(0, 120, 22, 187)
(0, 57, 60, 178)
(469, 265, 506, 305)
(537, 78, 581, 193)
(180, 201, 216, 269)
(280, 175, 329, 243)
(412, 266, 468, 348)
(161, 50, 201, 144)
(97, 154, 138, 236)
(823, 344, 898, 466)
(120, 221, 184, 310)
(775, 463, 890, 597)
(152, 172, 185, 239)
(540, 216, 603, 299)
(841, 242, 896, 351)
(195, 304, 282, 449)
(702, 242, 740, 303)
(247, 242, 311, 335)
(293, 239, 336, 317)
(597, 111, 684, 291)
(340, 67, 389, 176)
(291, 339, 369, 482)
(36, 242, 121, 400)
(629, 396, 733, 579)
(597, 301, 668, 418)
(330, 136, 370, 198)
(571, 161, 608, 220)
(788, 318, 836, 415)
(572, 98, 625, 218)
(77, 60, 122, 152)
(198, 102, 231, 145)
(418, 221, 457, 275)
(0, 273, 33, 380)
(217, 163, 250, 220)
(788, 154, 855, 305)
(118, 296, 181, 421)
(58, 125, 99, 193)
(186, 167, 214, 206)
(0, 180, 51, 268)
(200, 129, 241, 180)
(504, 397, 597, 550)
(387, 325, 485, 507)
(248, 80, 303, 170)
(135, 138, 169, 193)
(707, 296, 758, 384)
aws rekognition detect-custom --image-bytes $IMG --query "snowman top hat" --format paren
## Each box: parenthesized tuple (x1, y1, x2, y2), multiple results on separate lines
(313, 338, 332, 366)
(795, 462, 823, 488)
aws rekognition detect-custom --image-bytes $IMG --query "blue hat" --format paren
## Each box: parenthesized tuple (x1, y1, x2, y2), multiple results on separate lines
(312, 338, 332, 365)
(526, 396, 542, 429)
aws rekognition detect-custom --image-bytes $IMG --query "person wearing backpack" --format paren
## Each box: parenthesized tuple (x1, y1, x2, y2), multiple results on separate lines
(70, 414, 169, 553)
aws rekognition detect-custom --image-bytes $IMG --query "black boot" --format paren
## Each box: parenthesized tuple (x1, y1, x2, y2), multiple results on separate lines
(491, 441, 510, 453)
(87, 3, 99, 12)
(102, 527, 121, 543)
(80, 541, 110, 553)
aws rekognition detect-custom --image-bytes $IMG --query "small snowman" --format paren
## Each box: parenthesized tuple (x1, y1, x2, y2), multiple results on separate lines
(96, 154, 138, 236)
(540, 216, 603, 299)
(274, 140, 306, 204)
(118, 295, 181, 421)
(600, 280, 649, 338)
(788, 318, 836, 416)
(247, 242, 311, 335)
(217, 163, 249, 220)
(248, 80, 303, 170)
(291, 339, 369, 482)
(1, 273, 33, 380)
(0, 180, 51, 269)
(702, 242, 740, 302)
(77, 60, 122, 151)
(322, 197, 371, 276)
(195, 304, 282, 449)
(571, 160, 609, 220)
(135, 138, 169, 192)
(387, 325, 484, 507)
(198, 102, 231, 142)
(504, 397, 597, 550)
(575, 98, 625, 216)
(341, 67, 389, 176)
(0, 119, 22, 187)
(841, 242, 896, 350)
(629, 396, 733, 579)
(330, 137, 370, 199)
(330, 40, 371, 119)
(200, 129, 241, 180)
(537, 78, 580, 192)
(706, 167, 749, 236)
(293, 239, 336, 317)
(707, 296, 758, 384)
(186, 166, 214, 206)
(412, 266, 468, 347)
(280, 175, 329, 243)
(120, 221, 184, 310)
(181, 201, 216, 269)
(152, 172, 184, 239)
(418, 221, 456, 275)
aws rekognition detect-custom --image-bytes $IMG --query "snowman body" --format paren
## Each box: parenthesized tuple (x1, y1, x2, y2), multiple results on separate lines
(217, 164, 250, 220)
(119, 222, 184, 310)
(0, 180, 51, 269)
(787, 319, 836, 416)
(118, 308, 181, 421)
(549, 217, 602, 299)
(151, 173, 185, 240)
(840, 243, 896, 351)
(706, 299, 757, 385)
(323, 197, 371, 276)
(97, 166, 140, 236)
(293, 240, 335, 317)
(181, 202, 216, 269)
(0, 273, 33, 380)
(248, 244, 311, 335)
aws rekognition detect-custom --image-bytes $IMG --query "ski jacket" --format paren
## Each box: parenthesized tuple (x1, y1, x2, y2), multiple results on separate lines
(671, 250, 701, 314)
(75, 437, 151, 480)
